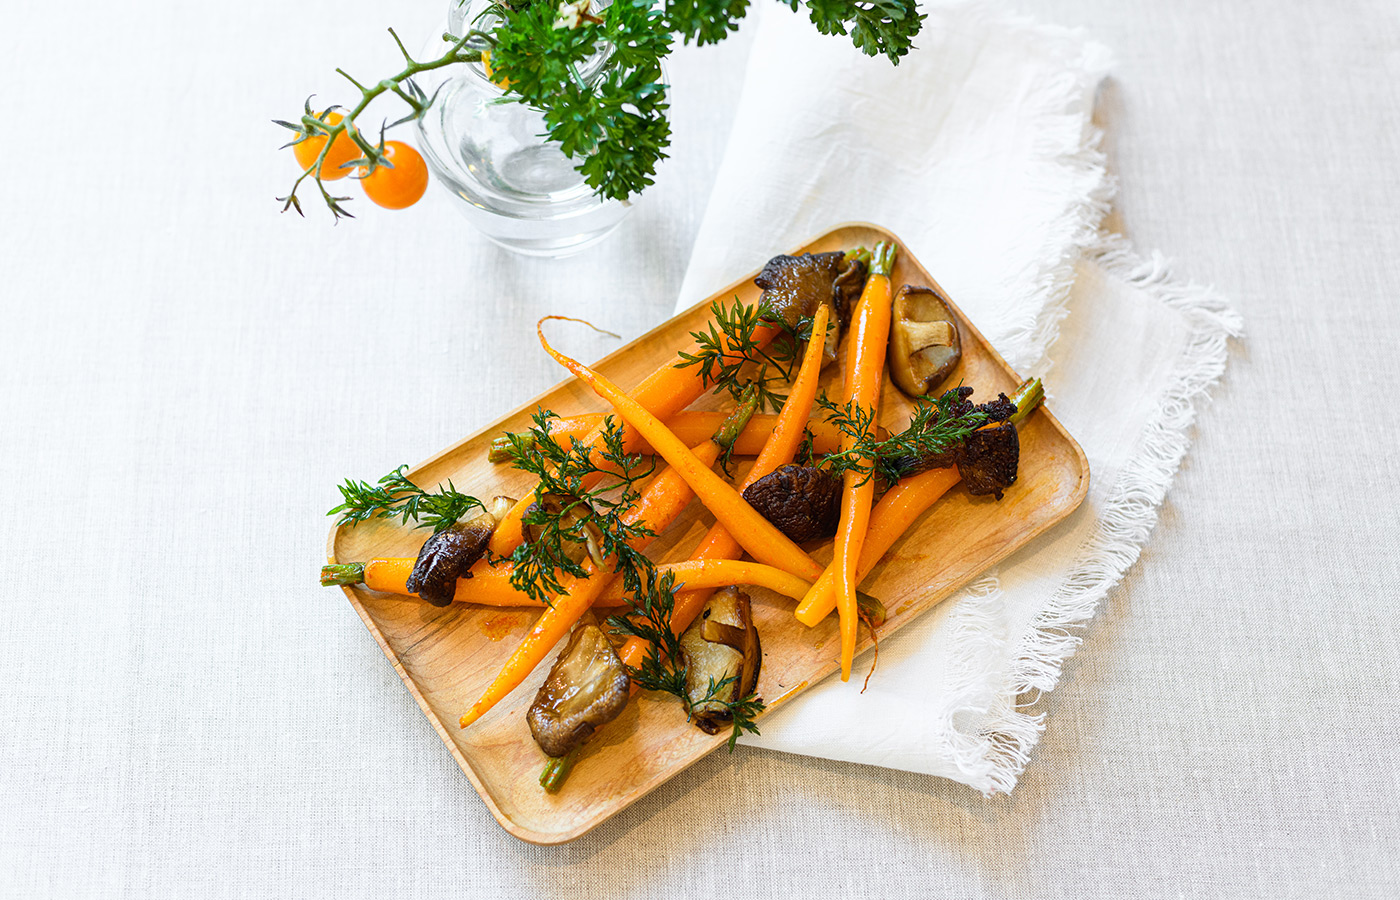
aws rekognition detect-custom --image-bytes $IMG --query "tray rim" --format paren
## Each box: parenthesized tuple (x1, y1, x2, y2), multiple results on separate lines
(326, 220, 1089, 844)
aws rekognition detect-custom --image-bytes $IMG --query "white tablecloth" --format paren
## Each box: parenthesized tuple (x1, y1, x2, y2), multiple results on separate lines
(1, 0, 1397, 896)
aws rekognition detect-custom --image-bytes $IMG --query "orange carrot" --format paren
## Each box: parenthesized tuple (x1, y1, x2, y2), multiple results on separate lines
(487, 317, 782, 558)
(320, 556, 626, 607)
(817, 241, 897, 681)
(793, 378, 1045, 627)
(537, 317, 826, 582)
(459, 399, 758, 728)
(793, 466, 961, 626)
(618, 304, 836, 672)
(608, 560, 812, 606)
(488, 411, 846, 463)
(323, 556, 810, 609)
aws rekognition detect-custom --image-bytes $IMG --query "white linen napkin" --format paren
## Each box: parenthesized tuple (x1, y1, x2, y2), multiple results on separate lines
(676, 2, 1241, 793)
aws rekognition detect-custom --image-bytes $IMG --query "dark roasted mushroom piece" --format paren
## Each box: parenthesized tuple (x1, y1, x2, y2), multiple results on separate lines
(527, 618, 631, 758)
(889, 285, 962, 397)
(957, 422, 1020, 499)
(741, 464, 842, 543)
(523, 492, 605, 568)
(680, 587, 762, 735)
(405, 496, 516, 606)
(755, 251, 868, 366)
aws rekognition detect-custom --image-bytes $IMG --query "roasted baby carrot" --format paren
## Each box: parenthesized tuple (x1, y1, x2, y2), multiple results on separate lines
(486, 314, 783, 558)
(488, 411, 846, 463)
(322, 557, 811, 609)
(459, 397, 758, 728)
(824, 241, 897, 681)
(537, 317, 826, 582)
(792, 378, 1044, 627)
(619, 304, 836, 672)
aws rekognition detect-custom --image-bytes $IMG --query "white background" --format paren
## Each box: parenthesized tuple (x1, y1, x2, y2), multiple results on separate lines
(1, 0, 1397, 896)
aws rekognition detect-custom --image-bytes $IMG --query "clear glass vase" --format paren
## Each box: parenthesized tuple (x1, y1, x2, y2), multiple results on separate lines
(414, 2, 645, 257)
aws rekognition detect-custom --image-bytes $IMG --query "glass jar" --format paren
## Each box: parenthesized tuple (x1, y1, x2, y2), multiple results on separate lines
(414, 2, 647, 257)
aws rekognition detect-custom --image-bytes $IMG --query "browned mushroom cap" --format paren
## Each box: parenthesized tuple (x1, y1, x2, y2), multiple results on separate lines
(755, 251, 867, 366)
(957, 422, 1020, 499)
(741, 464, 842, 543)
(680, 587, 762, 735)
(523, 492, 606, 569)
(526, 618, 632, 758)
(889, 285, 962, 397)
(405, 496, 516, 606)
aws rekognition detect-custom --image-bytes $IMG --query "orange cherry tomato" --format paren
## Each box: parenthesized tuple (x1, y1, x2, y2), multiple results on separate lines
(480, 49, 512, 90)
(292, 111, 359, 181)
(358, 141, 430, 210)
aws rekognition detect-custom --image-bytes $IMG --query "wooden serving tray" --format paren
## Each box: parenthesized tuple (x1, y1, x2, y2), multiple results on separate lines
(327, 223, 1088, 844)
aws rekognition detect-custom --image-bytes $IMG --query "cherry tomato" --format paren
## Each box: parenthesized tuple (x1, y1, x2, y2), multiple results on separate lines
(292, 111, 359, 181)
(358, 141, 430, 210)
(480, 50, 512, 90)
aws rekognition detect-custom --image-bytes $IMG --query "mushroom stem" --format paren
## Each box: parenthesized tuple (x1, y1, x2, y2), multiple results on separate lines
(902, 319, 956, 352)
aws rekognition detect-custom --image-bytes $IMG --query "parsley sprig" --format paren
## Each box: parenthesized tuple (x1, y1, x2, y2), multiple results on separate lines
(797, 0, 926, 64)
(328, 465, 486, 534)
(278, 0, 927, 217)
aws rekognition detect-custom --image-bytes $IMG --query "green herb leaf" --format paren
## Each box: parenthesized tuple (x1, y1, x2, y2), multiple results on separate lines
(328, 465, 486, 533)
(816, 386, 991, 485)
(606, 566, 766, 751)
(672, 297, 806, 413)
(497, 408, 656, 604)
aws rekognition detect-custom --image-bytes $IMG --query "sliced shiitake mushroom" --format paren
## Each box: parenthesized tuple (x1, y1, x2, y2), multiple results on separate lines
(680, 587, 762, 735)
(526, 617, 632, 758)
(889, 285, 962, 397)
(405, 495, 516, 606)
(523, 492, 606, 568)
(741, 464, 842, 543)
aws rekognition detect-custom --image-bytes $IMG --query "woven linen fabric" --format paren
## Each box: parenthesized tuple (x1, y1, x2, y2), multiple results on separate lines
(677, 1, 1240, 792)
(7, 0, 1400, 895)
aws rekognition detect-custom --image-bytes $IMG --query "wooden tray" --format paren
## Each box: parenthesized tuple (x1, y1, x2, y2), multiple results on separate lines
(327, 222, 1088, 844)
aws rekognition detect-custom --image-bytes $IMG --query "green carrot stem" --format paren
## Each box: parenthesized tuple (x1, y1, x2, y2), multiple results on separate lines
(540, 748, 580, 793)
(1007, 378, 1045, 427)
(868, 241, 898, 278)
(488, 434, 527, 464)
(713, 384, 760, 451)
(321, 563, 366, 587)
(844, 246, 872, 266)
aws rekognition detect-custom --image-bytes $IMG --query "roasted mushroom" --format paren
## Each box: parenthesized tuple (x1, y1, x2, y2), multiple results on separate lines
(755, 251, 868, 366)
(526, 617, 632, 758)
(405, 495, 516, 606)
(741, 464, 842, 543)
(878, 388, 1023, 497)
(958, 422, 1020, 499)
(679, 587, 762, 734)
(523, 492, 606, 568)
(889, 285, 962, 397)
